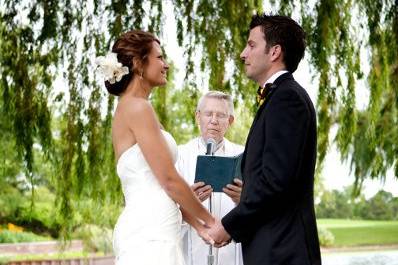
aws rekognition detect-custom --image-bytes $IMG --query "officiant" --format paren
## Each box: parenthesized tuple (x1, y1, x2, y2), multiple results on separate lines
(176, 91, 244, 265)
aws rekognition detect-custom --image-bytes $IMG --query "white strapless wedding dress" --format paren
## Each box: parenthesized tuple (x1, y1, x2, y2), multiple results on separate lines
(113, 130, 184, 265)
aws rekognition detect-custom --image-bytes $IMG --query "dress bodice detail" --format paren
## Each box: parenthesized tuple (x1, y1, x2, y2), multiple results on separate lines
(117, 129, 178, 177)
(116, 130, 178, 205)
(113, 130, 183, 265)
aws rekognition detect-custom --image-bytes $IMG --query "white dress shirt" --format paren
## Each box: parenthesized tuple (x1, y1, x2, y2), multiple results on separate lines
(262, 70, 288, 87)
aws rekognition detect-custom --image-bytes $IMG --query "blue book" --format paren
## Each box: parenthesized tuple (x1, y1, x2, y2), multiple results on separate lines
(194, 153, 243, 192)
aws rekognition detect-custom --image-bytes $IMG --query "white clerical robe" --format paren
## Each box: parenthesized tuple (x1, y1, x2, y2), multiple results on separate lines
(176, 137, 244, 265)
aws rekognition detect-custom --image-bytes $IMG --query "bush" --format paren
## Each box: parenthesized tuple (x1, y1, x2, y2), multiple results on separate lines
(317, 227, 335, 247)
(0, 229, 50, 243)
(73, 224, 113, 254)
(0, 186, 61, 237)
(0, 185, 24, 221)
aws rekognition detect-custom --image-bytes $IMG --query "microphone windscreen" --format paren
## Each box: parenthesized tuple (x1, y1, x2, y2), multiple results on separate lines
(206, 138, 216, 146)
(206, 138, 216, 155)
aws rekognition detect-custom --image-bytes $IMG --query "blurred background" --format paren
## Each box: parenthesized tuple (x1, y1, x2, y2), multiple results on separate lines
(0, 0, 397, 264)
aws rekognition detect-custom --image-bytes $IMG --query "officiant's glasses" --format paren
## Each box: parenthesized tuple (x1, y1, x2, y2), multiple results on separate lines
(199, 111, 229, 121)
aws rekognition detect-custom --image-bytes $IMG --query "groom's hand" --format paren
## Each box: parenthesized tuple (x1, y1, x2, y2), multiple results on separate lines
(191, 181, 212, 202)
(223, 178, 243, 204)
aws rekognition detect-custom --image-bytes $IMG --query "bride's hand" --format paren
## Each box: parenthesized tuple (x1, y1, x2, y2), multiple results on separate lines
(196, 224, 215, 245)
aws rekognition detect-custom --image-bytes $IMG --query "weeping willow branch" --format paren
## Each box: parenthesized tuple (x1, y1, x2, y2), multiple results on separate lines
(0, 0, 397, 237)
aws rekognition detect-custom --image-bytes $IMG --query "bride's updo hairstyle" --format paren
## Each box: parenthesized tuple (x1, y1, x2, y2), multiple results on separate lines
(105, 30, 160, 96)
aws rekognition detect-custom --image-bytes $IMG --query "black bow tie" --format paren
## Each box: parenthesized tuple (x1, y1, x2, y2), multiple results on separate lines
(256, 83, 274, 106)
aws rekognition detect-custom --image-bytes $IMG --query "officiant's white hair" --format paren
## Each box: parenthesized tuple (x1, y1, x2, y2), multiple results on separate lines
(196, 91, 234, 116)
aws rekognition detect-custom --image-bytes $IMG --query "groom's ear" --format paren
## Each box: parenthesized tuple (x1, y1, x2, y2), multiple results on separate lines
(270, 44, 283, 62)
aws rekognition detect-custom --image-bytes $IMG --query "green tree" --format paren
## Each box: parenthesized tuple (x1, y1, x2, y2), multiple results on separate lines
(356, 190, 394, 220)
(391, 197, 398, 220)
(316, 188, 354, 219)
(1, 0, 397, 236)
(317, 187, 398, 220)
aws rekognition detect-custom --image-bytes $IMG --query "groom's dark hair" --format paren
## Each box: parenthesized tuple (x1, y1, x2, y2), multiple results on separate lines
(250, 13, 306, 73)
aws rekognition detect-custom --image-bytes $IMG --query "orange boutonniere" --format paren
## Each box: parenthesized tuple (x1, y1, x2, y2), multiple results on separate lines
(256, 83, 274, 107)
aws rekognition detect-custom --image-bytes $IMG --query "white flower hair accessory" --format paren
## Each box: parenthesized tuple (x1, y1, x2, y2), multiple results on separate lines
(95, 52, 129, 84)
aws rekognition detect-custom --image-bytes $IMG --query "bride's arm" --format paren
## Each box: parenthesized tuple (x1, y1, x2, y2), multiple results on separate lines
(181, 208, 214, 244)
(123, 98, 215, 227)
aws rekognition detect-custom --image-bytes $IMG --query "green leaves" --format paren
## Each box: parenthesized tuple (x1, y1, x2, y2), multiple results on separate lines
(1, 0, 397, 238)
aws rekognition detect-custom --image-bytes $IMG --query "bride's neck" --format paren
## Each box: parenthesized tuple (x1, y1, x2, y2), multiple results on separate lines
(123, 77, 152, 99)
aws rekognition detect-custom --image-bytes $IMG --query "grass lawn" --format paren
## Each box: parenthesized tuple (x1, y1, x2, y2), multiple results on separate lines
(317, 219, 398, 247)
(0, 251, 106, 265)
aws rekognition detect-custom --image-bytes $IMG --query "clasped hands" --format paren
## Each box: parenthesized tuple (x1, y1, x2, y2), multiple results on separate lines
(197, 218, 232, 248)
(192, 179, 243, 247)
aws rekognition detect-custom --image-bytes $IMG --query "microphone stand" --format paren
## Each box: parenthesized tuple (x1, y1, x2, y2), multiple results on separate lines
(205, 139, 217, 265)
(208, 192, 214, 265)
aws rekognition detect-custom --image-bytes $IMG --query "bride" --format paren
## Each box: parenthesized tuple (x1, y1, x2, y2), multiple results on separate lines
(96, 30, 215, 265)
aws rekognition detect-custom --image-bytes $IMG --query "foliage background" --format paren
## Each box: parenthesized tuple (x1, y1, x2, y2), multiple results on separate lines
(0, 0, 397, 237)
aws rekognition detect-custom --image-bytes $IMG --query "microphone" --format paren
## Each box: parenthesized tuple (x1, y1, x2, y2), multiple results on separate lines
(206, 138, 216, 156)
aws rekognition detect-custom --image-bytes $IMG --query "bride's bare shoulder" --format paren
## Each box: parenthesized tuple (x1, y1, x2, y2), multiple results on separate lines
(117, 97, 153, 116)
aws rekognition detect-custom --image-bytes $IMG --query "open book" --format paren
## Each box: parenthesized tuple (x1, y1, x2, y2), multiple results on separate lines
(194, 153, 243, 192)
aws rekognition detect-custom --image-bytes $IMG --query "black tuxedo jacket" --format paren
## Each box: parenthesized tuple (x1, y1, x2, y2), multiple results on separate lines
(222, 73, 321, 265)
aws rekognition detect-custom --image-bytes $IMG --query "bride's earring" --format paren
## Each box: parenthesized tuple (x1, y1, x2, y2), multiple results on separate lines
(139, 71, 143, 80)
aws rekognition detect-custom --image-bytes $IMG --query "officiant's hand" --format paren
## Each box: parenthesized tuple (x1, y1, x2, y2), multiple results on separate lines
(223, 178, 243, 204)
(192, 181, 213, 202)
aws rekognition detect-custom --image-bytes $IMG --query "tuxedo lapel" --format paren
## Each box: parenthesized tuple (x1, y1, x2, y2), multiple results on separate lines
(248, 73, 294, 137)
(241, 72, 294, 174)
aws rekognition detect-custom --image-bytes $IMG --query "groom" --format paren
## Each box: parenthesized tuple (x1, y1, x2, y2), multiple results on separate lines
(208, 13, 322, 265)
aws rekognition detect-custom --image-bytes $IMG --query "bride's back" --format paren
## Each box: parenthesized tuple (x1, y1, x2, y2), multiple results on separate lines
(111, 97, 140, 162)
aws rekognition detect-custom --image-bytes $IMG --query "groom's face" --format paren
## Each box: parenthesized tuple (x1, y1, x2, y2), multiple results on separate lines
(240, 26, 273, 85)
